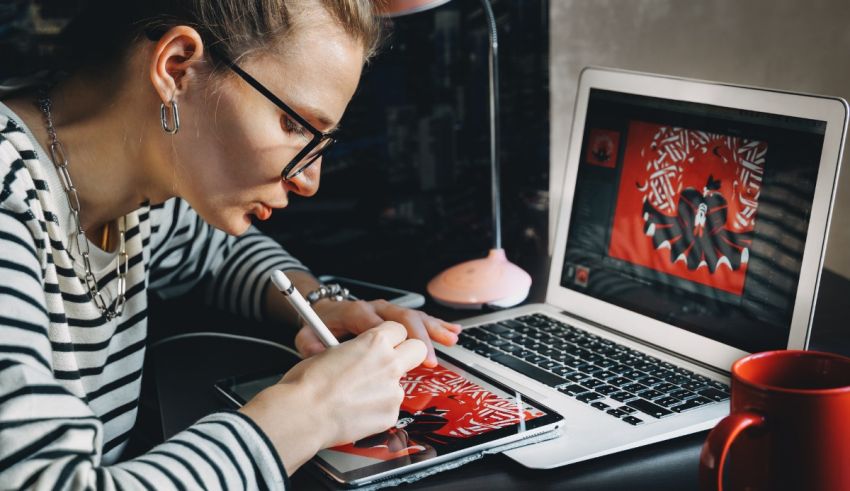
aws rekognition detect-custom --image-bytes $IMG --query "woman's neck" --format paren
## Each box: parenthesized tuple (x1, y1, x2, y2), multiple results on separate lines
(5, 70, 168, 237)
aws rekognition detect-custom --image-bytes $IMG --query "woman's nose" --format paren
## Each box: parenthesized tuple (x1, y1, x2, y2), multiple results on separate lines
(284, 159, 322, 197)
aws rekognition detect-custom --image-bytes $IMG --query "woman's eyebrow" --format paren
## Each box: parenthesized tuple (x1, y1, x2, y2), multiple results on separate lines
(290, 99, 339, 134)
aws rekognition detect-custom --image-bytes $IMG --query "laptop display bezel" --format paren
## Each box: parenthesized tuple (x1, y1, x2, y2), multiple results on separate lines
(546, 67, 848, 372)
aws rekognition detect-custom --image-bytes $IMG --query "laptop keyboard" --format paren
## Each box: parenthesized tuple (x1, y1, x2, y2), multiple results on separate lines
(456, 313, 729, 426)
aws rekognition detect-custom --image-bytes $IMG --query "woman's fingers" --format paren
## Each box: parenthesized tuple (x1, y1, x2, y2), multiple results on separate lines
(444, 321, 463, 334)
(295, 326, 326, 358)
(393, 338, 428, 374)
(424, 317, 460, 346)
(362, 320, 409, 348)
(402, 312, 437, 367)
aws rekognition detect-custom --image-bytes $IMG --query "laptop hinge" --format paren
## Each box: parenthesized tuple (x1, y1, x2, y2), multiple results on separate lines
(561, 310, 731, 377)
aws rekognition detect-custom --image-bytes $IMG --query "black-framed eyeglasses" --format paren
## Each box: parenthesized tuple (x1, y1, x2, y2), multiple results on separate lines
(210, 50, 336, 181)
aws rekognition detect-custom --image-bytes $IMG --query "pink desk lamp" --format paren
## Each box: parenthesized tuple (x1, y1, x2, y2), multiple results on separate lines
(381, 0, 532, 309)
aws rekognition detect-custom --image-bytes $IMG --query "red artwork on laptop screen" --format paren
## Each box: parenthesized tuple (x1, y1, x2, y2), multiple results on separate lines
(607, 121, 767, 296)
(327, 364, 544, 462)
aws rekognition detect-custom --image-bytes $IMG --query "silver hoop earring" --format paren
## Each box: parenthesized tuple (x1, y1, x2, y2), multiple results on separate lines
(160, 99, 180, 134)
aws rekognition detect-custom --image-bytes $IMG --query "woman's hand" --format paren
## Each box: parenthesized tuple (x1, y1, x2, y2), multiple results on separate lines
(296, 299, 462, 367)
(240, 322, 426, 474)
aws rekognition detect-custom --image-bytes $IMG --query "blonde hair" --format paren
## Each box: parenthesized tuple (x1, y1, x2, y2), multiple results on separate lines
(61, 0, 386, 71)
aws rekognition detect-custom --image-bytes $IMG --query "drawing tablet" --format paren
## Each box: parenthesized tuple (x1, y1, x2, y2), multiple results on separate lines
(214, 353, 563, 487)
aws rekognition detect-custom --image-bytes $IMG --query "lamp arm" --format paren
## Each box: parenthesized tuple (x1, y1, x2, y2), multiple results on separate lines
(480, 0, 501, 250)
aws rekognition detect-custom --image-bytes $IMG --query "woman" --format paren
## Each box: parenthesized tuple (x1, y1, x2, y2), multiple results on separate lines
(0, 0, 462, 488)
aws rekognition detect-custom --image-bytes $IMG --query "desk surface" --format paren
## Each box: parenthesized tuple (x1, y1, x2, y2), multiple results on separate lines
(150, 269, 850, 490)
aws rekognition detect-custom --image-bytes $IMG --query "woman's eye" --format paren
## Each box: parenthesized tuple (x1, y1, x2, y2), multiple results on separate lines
(283, 115, 308, 139)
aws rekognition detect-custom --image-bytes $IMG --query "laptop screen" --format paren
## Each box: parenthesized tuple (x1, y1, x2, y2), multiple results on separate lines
(560, 88, 827, 353)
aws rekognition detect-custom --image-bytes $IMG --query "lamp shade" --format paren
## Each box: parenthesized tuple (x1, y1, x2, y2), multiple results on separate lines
(380, 0, 452, 17)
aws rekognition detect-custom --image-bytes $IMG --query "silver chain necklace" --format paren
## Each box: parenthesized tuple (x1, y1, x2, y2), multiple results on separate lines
(37, 92, 128, 320)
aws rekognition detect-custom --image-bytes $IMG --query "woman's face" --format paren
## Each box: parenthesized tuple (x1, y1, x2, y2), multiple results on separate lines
(169, 20, 364, 235)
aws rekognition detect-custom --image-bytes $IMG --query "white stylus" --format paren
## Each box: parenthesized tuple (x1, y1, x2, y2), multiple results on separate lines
(271, 270, 339, 348)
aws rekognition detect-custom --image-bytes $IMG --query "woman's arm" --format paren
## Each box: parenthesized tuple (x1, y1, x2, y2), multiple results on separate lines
(148, 198, 309, 327)
(0, 204, 291, 489)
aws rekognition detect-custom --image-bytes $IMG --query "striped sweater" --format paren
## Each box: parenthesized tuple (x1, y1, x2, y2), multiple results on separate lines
(0, 102, 309, 489)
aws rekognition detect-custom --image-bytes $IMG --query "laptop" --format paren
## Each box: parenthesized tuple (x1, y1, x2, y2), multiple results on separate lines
(436, 67, 848, 469)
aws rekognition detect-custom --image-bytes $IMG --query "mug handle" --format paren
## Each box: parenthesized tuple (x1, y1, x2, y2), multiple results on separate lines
(699, 411, 765, 491)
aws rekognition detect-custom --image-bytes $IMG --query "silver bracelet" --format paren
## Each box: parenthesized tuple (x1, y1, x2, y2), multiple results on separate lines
(306, 283, 352, 305)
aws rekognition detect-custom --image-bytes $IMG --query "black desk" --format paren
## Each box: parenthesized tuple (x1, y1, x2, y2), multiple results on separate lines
(149, 269, 850, 490)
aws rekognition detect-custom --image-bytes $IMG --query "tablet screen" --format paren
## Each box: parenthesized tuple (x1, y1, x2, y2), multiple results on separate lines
(217, 354, 562, 484)
(312, 355, 561, 482)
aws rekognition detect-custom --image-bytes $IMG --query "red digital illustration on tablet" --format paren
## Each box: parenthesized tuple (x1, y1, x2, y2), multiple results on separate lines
(606, 121, 767, 295)
(327, 364, 544, 462)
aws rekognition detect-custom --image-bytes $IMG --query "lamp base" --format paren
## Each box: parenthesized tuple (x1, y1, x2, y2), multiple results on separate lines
(427, 249, 532, 309)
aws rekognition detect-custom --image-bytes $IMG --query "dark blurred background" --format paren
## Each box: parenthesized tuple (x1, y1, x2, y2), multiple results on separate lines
(0, 0, 551, 297)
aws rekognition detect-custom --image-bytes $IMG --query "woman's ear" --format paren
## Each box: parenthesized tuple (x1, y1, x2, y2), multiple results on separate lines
(149, 25, 206, 104)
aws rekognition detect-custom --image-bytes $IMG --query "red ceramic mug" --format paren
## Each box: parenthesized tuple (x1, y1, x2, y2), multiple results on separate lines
(699, 350, 850, 491)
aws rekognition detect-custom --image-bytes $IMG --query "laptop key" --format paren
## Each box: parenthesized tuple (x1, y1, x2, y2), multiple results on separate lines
(559, 384, 589, 396)
(564, 372, 586, 382)
(622, 370, 645, 380)
(524, 355, 548, 364)
(697, 388, 730, 401)
(606, 409, 627, 418)
(483, 323, 511, 335)
(584, 354, 604, 364)
(626, 399, 673, 418)
(463, 329, 484, 339)
(595, 385, 619, 395)
(608, 377, 632, 387)
(590, 401, 610, 411)
(491, 354, 567, 387)
(664, 374, 691, 385)
(520, 337, 543, 349)
(622, 416, 644, 426)
(498, 320, 525, 330)
(618, 406, 637, 414)
(577, 392, 604, 403)
(539, 360, 561, 370)
(649, 368, 671, 378)
(654, 396, 682, 407)
(595, 371, 617, 380)
(622, 383, 647, 393)
(610, 391, 637, 402)
(499, 330, 522, 340)
(670, 397, 710, 413)
(579, 364, 604, 376)
(515, 325, 535, 336)
(501, 344, 523, 354)
(637, 389, 663, 400)
(707, 380, 730, 392)
(473, 345, 499, 357)
(635, 376, 662, 386)
(582, 378, 605, 389)
(594, 358, 617, 368)
(680, 381, 708, 392)
(670, 389, 696, 400)
(653, 382, 676, 393)
(457, 337, 479, 349)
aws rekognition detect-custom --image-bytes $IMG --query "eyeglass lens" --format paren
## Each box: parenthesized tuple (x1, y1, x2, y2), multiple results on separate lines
(284, 137, 335, 179)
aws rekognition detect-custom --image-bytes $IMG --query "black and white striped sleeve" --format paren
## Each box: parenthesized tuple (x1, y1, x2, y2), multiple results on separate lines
(0, 208, 289, 490)
(148, 198, 309, 320)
